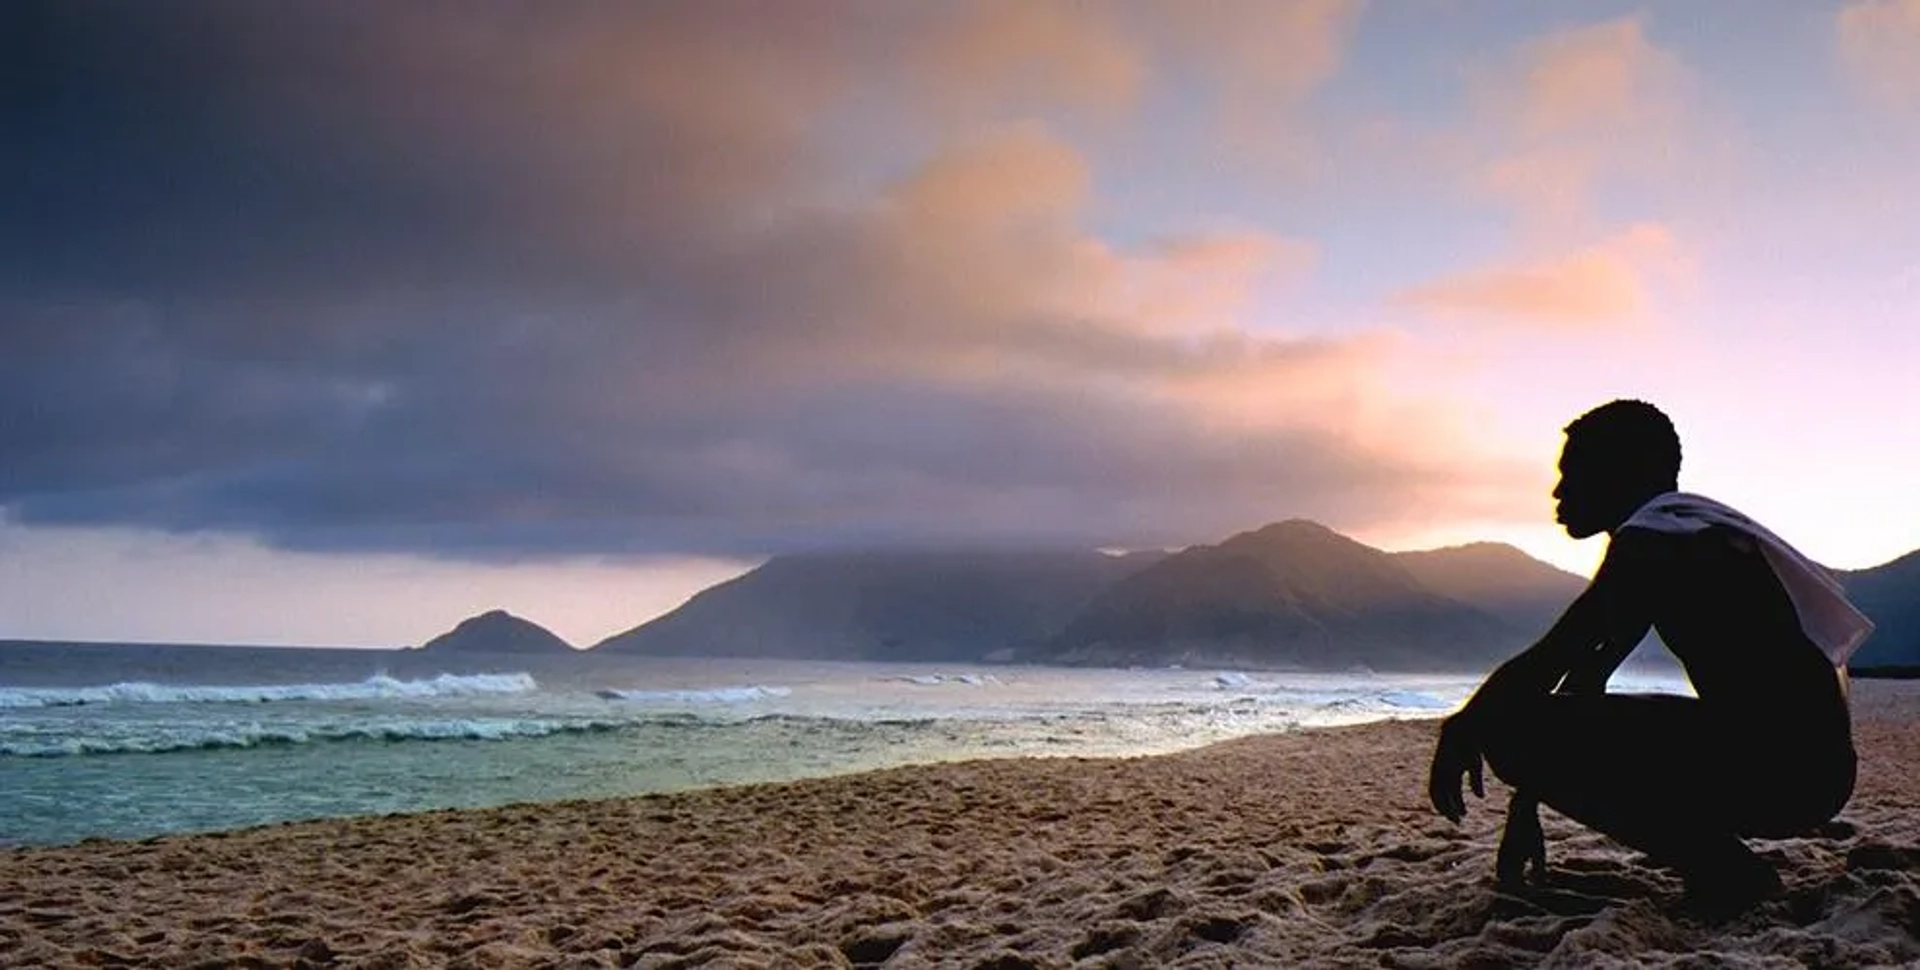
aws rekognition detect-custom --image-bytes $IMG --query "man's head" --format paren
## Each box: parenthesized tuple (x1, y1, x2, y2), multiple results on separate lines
(1553, 400, 1681, 539)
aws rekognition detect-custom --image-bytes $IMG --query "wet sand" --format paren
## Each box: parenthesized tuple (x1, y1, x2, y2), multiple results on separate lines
(4, 681, 1918, 968)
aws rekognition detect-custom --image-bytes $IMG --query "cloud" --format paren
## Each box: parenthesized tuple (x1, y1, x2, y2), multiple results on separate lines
(916, 1, 1146, 120)
(1081, 232, 1319, 339)
(1, 2, 1529, 560)
(908, 0, 1362, 163)
(1376, 19, 1710, 333)
(1394, 224, 1685, 327)
(1838, 0, 1920, 110)
(1468, 17, 1696, 237)
(1144, 0, 1362, 103)
(1143, 0, 1364, 166)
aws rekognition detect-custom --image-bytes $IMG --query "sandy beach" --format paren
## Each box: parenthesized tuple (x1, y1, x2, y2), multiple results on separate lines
(4, 681, 1917, 969)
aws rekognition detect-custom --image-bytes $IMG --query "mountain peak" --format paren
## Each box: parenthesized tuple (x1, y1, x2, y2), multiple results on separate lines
(419, 610, 574, 654)
(1251, 518, 1340, 537)
(1219, 518, 1361, 552)
(1269, 517, 1334, 531)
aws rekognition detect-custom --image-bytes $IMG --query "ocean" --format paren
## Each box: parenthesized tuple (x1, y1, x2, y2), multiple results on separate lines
(0, 642, 1688, 848)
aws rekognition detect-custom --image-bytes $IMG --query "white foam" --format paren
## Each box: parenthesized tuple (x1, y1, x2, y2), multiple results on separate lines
(0, 671, 538, 708)
(595, 684, 792, 704)
(895, 673, 1001, 687)
(1378, 690, 1451, 710)
(0, 716, 630, 757)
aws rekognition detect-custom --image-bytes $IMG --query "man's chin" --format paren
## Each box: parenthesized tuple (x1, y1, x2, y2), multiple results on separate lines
(1560, 520, 1602, 540)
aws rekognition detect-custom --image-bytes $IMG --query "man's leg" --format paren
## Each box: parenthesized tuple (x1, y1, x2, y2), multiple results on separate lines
(1475, 692, 1779, 905)
(1478, 693, 1711, 846)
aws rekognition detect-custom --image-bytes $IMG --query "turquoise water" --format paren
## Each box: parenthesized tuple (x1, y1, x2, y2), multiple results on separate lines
(0, 642, 1689, 847)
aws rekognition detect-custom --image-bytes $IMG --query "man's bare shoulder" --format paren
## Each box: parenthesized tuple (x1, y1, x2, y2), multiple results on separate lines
(1601, 525, 1687, 567)
(1602, 522, 1772, 591)
(1582, 527, 1696, 603)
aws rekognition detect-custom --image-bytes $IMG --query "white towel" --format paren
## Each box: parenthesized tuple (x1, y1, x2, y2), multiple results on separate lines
(1621, 492, 1874, 667)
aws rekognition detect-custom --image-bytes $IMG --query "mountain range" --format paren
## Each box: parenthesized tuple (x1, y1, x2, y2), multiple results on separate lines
(416, 519, 1920, 674)
(592, 549, 1164, 662)
(1842, 551, 1920, 672)
(589, 521, 1585, 672)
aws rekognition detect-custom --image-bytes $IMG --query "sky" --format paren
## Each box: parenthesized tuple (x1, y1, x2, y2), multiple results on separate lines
(4, 0, 1918, 648)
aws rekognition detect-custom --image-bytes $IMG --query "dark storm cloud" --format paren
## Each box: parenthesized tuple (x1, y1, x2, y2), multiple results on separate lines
(3, 1, 869, 295)
(2, 2, 1521, 558)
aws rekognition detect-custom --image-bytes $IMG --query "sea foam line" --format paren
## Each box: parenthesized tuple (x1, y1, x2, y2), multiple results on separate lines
(0, 671, 539, 708)
(595, 684, 792, 704)
(0, 716, 647, 757)
(0, 709, 918, 758)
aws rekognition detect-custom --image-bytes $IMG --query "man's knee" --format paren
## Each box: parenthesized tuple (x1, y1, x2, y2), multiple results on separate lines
(1475, 693, 1555, 789)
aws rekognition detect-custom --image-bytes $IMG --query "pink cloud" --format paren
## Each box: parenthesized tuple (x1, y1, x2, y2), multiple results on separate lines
(1144, 0, 1362, 101)
(916, 1, 1146, 119)
(1394, 224, 1686, 327)
(908, 0, 1361, 169)
(1469, 18, 1697, 237)
(1839, 0, 1920, 110)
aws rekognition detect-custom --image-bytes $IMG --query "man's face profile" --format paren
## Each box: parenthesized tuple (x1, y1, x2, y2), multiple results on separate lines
(1552, 436, 1615, 540)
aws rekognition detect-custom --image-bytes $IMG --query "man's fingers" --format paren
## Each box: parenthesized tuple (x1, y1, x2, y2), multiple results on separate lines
(1428, 775, 1459, 821)
(1427, 720, 1482, 823)
(1428, 776, 1456, 821)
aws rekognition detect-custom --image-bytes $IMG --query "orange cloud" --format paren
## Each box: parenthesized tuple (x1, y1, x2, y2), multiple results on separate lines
(892, 124, 1092, 229)
(659, 121, 1532, 539)
(1145, 0, 1362, 102)
(849, 129, 1331, 379)
(1839, 0, 1920, 109)
(910, 0, 1359, 168)
(1146, 0, 1363, 167)
(1471, 18, 1694, 236)
(1394, 224, 1684, 327)
(917, 1, 1145, 119)
(1073, 231, 1319, 340)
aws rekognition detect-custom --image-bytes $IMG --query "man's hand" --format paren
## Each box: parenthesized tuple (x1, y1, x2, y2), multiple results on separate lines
(1428, 713, 1485, 823)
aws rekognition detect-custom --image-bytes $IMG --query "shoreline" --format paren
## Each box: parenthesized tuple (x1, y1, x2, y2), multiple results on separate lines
(1, 661, 1487, 849)
(2, 702, 1455, 853)
(5, 682, 1919, 967)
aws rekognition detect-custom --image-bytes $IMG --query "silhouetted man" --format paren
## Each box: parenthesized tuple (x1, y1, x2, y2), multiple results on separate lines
(1429, 400, 1868, 910)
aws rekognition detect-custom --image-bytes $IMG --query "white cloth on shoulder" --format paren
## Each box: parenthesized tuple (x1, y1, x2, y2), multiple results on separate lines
(1621, 491, 1873, 666)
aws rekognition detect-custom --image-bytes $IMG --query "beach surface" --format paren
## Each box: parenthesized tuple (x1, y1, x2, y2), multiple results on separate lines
(4, 682, 1918, 969)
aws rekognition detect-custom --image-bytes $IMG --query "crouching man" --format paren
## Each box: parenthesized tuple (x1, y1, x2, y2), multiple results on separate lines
(1428, 400, 1868, 911)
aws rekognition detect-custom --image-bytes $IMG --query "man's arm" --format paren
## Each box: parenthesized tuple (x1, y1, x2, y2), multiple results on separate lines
(1466, 530, 1657, 715)
(1556, 624, 1643, 695)
(1429, 530, 1658, 821)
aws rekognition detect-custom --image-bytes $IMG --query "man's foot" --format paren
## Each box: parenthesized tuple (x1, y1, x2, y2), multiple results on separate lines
(1678, 842, 1781, 919)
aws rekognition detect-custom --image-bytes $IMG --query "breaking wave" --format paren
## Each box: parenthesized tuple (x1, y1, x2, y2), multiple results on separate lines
(0, 672, 539, 709)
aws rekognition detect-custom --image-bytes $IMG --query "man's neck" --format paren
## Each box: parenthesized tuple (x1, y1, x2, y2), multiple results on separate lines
(1602, 483, 1678, 536)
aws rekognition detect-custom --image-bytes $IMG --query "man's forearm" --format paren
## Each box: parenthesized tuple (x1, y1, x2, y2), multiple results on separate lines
(1558, 635, 1638, 694)
(1474, 640, 1576, 710)
(1464, 591, 1608, 717)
